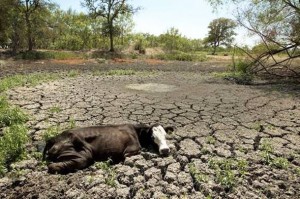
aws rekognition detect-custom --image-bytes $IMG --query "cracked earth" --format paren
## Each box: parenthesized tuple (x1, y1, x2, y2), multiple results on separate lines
(0, 63, 299, 198)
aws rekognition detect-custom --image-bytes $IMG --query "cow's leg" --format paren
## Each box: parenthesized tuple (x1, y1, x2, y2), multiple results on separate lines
(123, 144, 141, 158)
(48, 154, 94, 174)
(48, 144, 94, 174)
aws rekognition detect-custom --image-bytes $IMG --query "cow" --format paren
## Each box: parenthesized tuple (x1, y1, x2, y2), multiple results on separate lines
(43, 123, 174, 174)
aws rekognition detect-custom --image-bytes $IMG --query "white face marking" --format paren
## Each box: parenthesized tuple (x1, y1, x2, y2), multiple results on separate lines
(152, 125, 170, 155)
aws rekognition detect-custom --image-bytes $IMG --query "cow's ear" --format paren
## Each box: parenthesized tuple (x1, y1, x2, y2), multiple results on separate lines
(164, 126, 175, 134)
(70, 134, 84, 150)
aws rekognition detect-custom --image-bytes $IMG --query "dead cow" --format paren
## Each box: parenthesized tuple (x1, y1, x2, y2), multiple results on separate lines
(43, 123, 174, 174)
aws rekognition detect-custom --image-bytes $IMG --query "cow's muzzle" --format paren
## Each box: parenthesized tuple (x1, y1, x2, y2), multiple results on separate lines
(159, 146, 170, 156)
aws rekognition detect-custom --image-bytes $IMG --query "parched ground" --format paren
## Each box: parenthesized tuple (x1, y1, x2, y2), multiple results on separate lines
(0, 59, 300, 198)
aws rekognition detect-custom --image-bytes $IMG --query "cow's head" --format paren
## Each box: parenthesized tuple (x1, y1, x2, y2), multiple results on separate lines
(150, 124, 174, 156)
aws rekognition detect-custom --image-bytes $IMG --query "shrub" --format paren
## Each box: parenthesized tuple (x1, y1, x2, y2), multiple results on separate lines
(0, 124, 28, 176)
(0, 96, 28, 127)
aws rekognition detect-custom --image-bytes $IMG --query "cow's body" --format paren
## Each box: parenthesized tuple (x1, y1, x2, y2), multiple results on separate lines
(43, 124, 173, 174)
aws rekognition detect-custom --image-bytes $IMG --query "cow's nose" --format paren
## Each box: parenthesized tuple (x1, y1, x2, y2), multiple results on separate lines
(160, 147, 170, 156)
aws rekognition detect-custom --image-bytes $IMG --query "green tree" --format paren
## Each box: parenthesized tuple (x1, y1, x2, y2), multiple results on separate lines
(206, 0, 300, 77)
(115, 12, 134, 46)
(204, 18, 237, 55)
(13, 0, 51, 51)
(82, 0, 139, 52)
(159, 27, 183, 52)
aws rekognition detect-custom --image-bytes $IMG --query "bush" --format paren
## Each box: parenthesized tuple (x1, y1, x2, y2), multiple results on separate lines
(0, 97, 29, 176)
(134, 39, 146, 54)
(0, 124, 28, 176)
(0, 96, 28, 127)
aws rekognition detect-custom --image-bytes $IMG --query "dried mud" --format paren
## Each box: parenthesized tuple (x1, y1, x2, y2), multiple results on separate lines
(0, 60, 299, 198)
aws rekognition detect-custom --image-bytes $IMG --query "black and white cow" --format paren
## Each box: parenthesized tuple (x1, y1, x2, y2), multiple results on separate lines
(43, 123, 174, 174)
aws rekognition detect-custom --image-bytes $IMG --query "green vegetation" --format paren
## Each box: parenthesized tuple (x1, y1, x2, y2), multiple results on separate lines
(66, 70, 80, 78)
(0, 73, 61, 92)
(188, 163, 208, 184)
(49, 106, 62, 114)
(43, 119, 77, 142)
(206, 136, 216, 145)
(94, 159, 117, 187)
(208, 157, 249, 190)
(260, 139, 274, 165)
(260, 139, 291, 169)
(93, 69, 153, 77)
(0, 96, 28, 127)
(213, 58, 254, 85)
(204, 18, 237, 55)
(43, 125, 61, 142)
(295, 167, 300, 176)
(104, 69, 136, 76)
(272, 157, 290, 169)
(189, 158, 249, 191)
(0, 97, 29, 176)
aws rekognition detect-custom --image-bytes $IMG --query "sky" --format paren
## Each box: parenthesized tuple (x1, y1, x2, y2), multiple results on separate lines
(52, 0, 255, 46)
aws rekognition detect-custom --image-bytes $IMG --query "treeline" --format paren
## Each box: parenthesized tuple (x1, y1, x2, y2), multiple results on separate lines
(0, 1, 218, 54)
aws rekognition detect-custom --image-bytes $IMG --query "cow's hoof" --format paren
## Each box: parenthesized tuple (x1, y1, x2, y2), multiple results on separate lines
(48, 163, 61, 174)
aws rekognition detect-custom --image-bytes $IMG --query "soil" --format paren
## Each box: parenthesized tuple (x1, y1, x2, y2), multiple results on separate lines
(0, 58, 299, 198)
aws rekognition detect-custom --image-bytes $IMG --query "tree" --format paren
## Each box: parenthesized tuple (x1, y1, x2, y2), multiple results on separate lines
(13, 0, 51, 51)
(204, 18, 237, 55)
(206, 0, 300, 78)
(82, 0, 139, 52)
(159, 27, 182, 52)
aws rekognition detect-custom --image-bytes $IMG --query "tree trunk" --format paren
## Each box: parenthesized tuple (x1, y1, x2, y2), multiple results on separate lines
(109, 21, 114, 52)
(25, 12, 33, 51)
(11, 16, 19, 55)
(212, 44, 217, 55)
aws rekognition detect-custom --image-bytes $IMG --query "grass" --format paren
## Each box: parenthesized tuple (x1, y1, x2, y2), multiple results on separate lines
(206, 136, 216, 145)
(43, 125, 61, 142)
(260, 139, 291, 169)
(0, 96, 28, 127)
(0, 70, 81, 93)
(260, 139, 274, 165)
(0, 124, 28, 176)
(92, 69, 140, 76)
(94, 159, 117, 187)
(272, 157, 290, 169)
(213, 59, 254, 84)
(208, 157, 249, 191)
(0, 73, 61, 93)
(105, 69, 136, 76)
(66, 70, 80, 77)
(49, 106, 62, 114)
(43, 119, 77, 142)
(188, 163, 208, 184)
